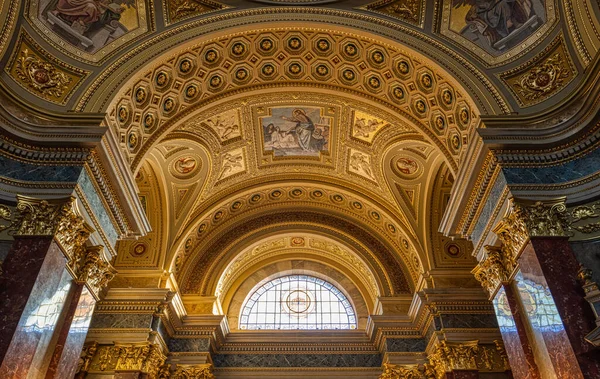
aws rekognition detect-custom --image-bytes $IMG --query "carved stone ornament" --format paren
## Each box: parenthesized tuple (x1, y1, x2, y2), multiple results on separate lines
(166, 0, 228, 24)
(114, 343, 166, 376)
(428, 341, 479, 378)
(493, 198, 569, 261)
(472, 245, 514, 298)
(173, 363, 216, 379)
(379, 363, 434, 379)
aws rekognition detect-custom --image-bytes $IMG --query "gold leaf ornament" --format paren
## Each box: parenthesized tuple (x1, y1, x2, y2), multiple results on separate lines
(15, 48, 71, 99)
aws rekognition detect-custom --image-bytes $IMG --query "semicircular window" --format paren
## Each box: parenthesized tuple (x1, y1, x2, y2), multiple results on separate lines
(239, 275, 357, 330)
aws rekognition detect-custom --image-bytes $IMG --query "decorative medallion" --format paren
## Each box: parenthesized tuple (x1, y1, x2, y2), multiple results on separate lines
(143, 112, 157, 130)
(500, 36, 576, 107)
(178, 58, 195, 75)
(172, 156, 199, 178)
(445, 243, 461, 258)
(6, 31, 87, 105)
(155, 71, 170, 88)
(131, 243, 147, 257)
(392, 155, 420, 179)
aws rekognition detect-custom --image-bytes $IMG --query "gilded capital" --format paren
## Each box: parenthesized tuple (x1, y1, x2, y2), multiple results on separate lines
(173, 363, 216, 379)
(68, 245, 116, 295)
(114, 343, 166, 377)
(379, 363, 433, 379)
(472, 245, 514, 298)
(493, 198, 569, 260)
(428, 341, 479, 378)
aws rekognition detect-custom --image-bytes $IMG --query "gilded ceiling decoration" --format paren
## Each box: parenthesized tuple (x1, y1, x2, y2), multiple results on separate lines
(107, 28, 477, 171)
(26, 0, 151, 63)
(164, 0, 230, 24)
(6, 30, 88, 105)
(439, 0, 558, 67)
(360, 0, 425, 27)
(499, 35, 576, 107)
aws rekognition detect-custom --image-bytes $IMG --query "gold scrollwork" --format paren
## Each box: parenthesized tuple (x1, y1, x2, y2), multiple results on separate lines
(173, 363, 216, 379)
(500, 36, 576, 107)
(379, 363, 434, 379)
(14, 48, 71, 99)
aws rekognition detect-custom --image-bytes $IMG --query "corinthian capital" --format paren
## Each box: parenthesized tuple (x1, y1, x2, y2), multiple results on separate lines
(472, 245, 514, 298)
(114, 343, 166, 377)
(493, 198, 569, 259)
(428, 341, 479, 378)
(379, 363, 433, 379)
(173, 363, 216, 379)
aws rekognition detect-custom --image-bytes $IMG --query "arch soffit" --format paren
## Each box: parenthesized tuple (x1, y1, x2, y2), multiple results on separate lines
(215, 233, 382, 313)
(177, 209, 415, 296)
(169, 181, 427, 281)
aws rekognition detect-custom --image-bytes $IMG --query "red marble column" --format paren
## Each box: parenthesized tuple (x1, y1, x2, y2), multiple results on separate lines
(516, 237, 600, 379)
(492, 285, 540, 379)
(0, 236, 74, 378)
(44, 284, 97, 379)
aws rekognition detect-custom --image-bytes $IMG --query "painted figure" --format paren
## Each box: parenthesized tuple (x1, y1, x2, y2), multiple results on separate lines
(453, 0, 536, 49)
(281, 109, 322, 152)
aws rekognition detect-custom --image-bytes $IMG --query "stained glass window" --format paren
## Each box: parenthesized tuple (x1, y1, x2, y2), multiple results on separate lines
(239, 275, 357, 330)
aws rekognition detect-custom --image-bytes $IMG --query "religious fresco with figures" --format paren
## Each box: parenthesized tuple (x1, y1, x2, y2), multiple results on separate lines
(261, 107, 330, 157)
(27, 0, 149, 61)
(440, 0, 557, 66)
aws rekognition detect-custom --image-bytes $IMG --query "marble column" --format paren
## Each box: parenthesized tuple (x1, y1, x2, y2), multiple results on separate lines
(473, 246, 540, 379)
(491, 199, 600, 378)
(0, 196, 114, 378)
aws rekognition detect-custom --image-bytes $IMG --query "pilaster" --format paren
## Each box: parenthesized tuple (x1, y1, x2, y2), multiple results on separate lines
(0, 196, 115, 378)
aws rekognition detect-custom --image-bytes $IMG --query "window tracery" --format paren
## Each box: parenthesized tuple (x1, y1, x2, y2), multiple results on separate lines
(239, 274, 357, 330)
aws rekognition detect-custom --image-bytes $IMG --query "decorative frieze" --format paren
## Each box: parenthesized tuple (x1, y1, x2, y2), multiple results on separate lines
(80, 342, 166, 377)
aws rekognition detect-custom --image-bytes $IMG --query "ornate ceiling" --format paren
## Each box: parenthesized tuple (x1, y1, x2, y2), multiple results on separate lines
(2, 0, 600, 317)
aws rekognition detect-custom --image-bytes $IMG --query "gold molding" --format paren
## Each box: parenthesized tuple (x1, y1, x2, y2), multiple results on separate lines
(472, 245, 513, 299)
